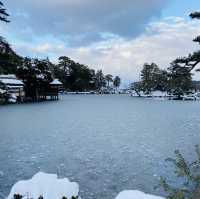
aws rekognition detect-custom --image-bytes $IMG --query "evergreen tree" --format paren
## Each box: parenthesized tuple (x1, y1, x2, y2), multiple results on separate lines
(113, 76, 121, 89)
(190, 11, 200, 20)
(131, 63, 168, 95)
(16, 57, 53, 99)
(0, 37, 22, 74)
(54, 56, 97, 91)
(140, 63, 160, 94)
(105, 74, 113, 88)
(172, 12, 200, 72)
(131, 81, 143, 96)
(0, 1, 9, 23)
(159, 145, 200, 199)
(95, 70, 106, 91)
(154, 69, 169, 92)
(168, 62, 192, 98)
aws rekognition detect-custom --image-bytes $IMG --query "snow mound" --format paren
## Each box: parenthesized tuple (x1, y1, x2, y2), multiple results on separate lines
(7, 172, 79, 199)
(115, 190, 165, 199)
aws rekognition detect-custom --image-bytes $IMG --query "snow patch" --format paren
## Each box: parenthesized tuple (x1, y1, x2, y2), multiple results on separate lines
(0, 78, 24, 85)
(115, 190, 165, 199)
(7, 173, 166, 199)
(50, 79, 63, 85)
(7, 172, 79, 199)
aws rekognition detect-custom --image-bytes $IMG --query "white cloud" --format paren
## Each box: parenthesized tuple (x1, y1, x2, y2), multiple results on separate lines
(4, 0, 169, 45)
(11, 17, 200, 82)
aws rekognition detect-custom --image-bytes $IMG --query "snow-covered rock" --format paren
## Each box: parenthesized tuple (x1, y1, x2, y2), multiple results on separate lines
(115, 190, 165, 199)
(7, 172, 79, 199)
(7, 172, 166, 199)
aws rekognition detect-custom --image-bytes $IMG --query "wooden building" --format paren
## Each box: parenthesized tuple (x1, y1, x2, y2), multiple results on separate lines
(48, 79, 63, 100)
(0, 75, 25, 102)
(38, 79, 63, 101)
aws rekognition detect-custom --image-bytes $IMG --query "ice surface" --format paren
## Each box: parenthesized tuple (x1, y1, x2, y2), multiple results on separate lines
(1, 95, 199, 199)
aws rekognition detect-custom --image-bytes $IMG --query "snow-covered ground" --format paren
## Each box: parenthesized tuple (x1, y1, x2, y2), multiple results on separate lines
(115, 190, 165, 199)
(7, 172, 79, 199)
(7, 172, 165, 199)
(131, 90, 200, 101)
(131, 91, 169, 98)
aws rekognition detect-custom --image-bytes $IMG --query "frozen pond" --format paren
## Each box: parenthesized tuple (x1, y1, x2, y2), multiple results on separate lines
(0, 95, 200, 199)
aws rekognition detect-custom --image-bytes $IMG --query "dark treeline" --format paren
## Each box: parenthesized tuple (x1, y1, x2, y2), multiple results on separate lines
(132, 11, 200, 99)
(5, 54, 120, 93)
(0, 1, 121, 99)
(2, 51, 121, 92)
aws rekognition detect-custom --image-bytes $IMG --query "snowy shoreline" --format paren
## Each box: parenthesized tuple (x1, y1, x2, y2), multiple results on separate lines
(7, 172, 165, 199)
(131, 90, 200, 101)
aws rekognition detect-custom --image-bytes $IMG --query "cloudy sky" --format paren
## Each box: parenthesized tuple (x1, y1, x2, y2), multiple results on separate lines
(0, 0, 200, 84)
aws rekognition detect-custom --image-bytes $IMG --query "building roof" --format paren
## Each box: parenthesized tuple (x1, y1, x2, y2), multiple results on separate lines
(0, 78, 24, 85)
(0, 88, 6, 94)
(0, 74, 16, 79)
(50, 79, 63, 85)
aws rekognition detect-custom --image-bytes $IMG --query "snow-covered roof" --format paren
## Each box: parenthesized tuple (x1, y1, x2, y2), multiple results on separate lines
(7, 172, 79, 199)
(0, 74, 16, 79)
(0, 88, 6, 94)
(7, 85, 24, 89)
(50, 79, 63, 85)
(0, 78, 24, 85)
(36, 74, 45, 79)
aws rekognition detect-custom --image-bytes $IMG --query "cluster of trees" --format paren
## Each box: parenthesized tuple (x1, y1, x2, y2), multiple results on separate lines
(52, 56, 121, 91)
(132, 12, 200, 98)
(0, 2, 20, 74)
(0, 1, 121, 99)
(7, 55, 121, 94)
(132, 62, 192, 98)
(132, 63, 169, 96)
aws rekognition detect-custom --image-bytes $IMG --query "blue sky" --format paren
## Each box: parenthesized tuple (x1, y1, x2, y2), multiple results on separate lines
(1, 0, 200, 82)
(163, 0, 200, 17)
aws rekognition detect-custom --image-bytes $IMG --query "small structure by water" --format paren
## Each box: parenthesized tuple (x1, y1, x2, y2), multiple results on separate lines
(47, 79, 63, 100)
(0, 74, 25, 102)
(0, 75, 63, 103)
(36, 79, 63, 101)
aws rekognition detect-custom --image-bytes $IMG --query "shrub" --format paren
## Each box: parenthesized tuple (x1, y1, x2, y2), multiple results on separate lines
(159, 145, 200, 199)
(13, 194, 23, 199)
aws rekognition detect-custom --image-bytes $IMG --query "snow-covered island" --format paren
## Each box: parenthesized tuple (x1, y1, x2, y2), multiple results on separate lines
(7, 172, 165, 199)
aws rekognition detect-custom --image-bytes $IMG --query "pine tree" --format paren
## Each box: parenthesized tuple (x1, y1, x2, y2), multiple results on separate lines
(113, 76, 121, 89)
(159, 145, 200, 199)
(0, 1, 9, 23)
(105, 74, 113, 88)
(172, 12, 200, 72)
(168, 63, 192, 98)
(140, 63, 160, 94)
